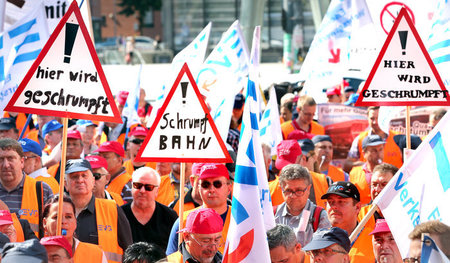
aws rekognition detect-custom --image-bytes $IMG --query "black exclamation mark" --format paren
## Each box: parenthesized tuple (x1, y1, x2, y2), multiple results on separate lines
(64, 23, 79, 63)
(181, 82, 188, 104)
(398, 31, 408, 55)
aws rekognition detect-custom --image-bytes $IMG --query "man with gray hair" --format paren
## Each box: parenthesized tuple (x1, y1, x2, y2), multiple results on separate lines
(275, 164, 330, 247)
(267, 224, 305, 263)
(121, 167, 178, 251)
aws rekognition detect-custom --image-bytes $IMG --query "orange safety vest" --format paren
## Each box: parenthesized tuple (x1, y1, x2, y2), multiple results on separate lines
(47, 163, 59, 178)
(20, 176, 40, 236)
(181, 206, 231, 254)
(108, 191, 124, 206)
(358, 204, 376, 232)
(349, 166, 371, 205)
(167, 251, 183, 263)
(327, 165, 346, 182)
(106, 172, 131, 196)
(172, 200, 196, 216)
(357, 130, 403, 168)
(26, 129, 40, 144)
(35, 176, 59, 194)
(11, 213, 25, 242)
(269, 173, 329, 209)
(123, 160, 156, 176)
(100, 132, 126, 146)
(74, 241, 104, 263)
(281, 120, 325, 140)
(349, 225, 375, 262)
(4, 112, 30, 137)
(95, 198, 123, 263)
(156, 175, 176, 206)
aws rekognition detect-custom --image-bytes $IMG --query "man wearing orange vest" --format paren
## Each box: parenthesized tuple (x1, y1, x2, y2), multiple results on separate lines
(281, 96, 325, 140)
(165, 163, 232, 256)
(321, 181, 375, 262)
(19, 138, 59, 194)
(312, 135, 349, 182)
(41, 120, 63, 156)
(65, 159, 132, 263)
(269, 140, 331, 209)
(0, 118, 19, 140)
(349, 135, 385, 205)
(169, 163, 204, 215)
(347, 106, 402, 168)
(156, 162, 192, 206)
(121, 167, 177, 251)
(275, 164, 331, 247)
(167, 208, 223, 263)
(0, 138, 53, 237)
(123, 126, 156, 175)
(95, 141, 132, 203)
(86, 155, 124, 206)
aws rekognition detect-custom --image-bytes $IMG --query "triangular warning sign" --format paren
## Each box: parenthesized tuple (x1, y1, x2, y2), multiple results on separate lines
(355, 7, 450, 106)
(5, 1, 122, 122)
(135, 63, 232, 163)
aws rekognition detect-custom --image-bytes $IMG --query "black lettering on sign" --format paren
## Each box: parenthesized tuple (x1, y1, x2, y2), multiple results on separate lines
(45, 1, 67, 19)
(383, 60, 415, 68)
(362, 89, 449, 99)
(69, 70, 98, 83)
(35, 66, 64, 80)
(397, 74, 430, 84)
(22, 89, 110, 115)
(160, 135, 167, 150)
(158, 113, 209, 134)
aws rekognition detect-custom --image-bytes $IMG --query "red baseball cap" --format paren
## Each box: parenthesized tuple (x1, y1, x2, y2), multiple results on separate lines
(40, 235, 73, 257)
(179, 208, 223, 234)
(191, 163, 205, 176)
(117, 91, 129, 106)
(85, 155, 108, 170)
(286, 130, 314, 140)
(67, 130, 82, 140)
(95, 141, 125, 157)
(199, 163, 229, 180)
(326, 86, 341, 96)
(0, 210, 13, 226)
(129, 126, 148, 137)
(275, 140, 302, 170)
(369, 219, 391, 235)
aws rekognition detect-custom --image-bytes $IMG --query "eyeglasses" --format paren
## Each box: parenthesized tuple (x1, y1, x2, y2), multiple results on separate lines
(190, 234, 223, 248)
(282, 186, 309, 197)
(24, 155, 38, 160)
(306, 247, 347, 259)
(132, 182, 157, 191)
(130, 138, 144, 145)
(200, 180, 224, 189)
(93, 173, 108, 180)
(404, 258, 420, 263)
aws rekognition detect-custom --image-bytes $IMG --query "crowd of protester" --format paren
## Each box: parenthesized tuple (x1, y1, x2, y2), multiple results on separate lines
(0, 86, 448, 263)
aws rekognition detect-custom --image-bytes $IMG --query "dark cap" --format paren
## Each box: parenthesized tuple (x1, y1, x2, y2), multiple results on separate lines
(0, 118, 16, 131)
(298, 139, 315, 156)
(65, 159, 92, 174)
(0, 232, 9, 253)
(321, 181, 360, 201)
(362, 134, 385, 149)
(393, 134, 422, 151)
(303, 227, 351, 252)
(233, 94, 245, 109)
(2, 239, 48, 263)
(312, 135, 332, 145)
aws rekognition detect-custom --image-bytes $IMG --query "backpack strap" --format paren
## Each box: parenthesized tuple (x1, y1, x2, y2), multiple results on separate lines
(35, 181, 44, 239)
(312, 205, 324, 232)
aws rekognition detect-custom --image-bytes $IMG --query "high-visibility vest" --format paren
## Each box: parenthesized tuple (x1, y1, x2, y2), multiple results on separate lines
(108, 191, 124, 206)
(74, 241, 104, 263)
(20, 176, 40, 236)
(349, 166, 371, 205)
(95, 198, 123, 263)
(123, 160, 156, 176)
(156, 175, 176, 206)
(167, 251, 183, 263)
(47, 163, 59, 178)
(11, 213, 25, 242)
(357, 130, 403, 168)
(26, 129, 39, 144)
(172, 200, 196, 216)
(4, 112, 30, 137)
(349, 225, 375, 262)
(181, 206, 231, 254)
(327, 165, 346, 182)
(358, 204, 376, 232)
(106, 172, 131, 196)
(281, 120, 325, 139)
(35, 176, 59, 194)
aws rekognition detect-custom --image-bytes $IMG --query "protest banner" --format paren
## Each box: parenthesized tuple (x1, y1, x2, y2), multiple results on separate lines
(5, 1, 122, 123)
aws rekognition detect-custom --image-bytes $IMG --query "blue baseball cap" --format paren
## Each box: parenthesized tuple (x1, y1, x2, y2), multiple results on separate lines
(303, 227, 351, 252)
(76, 119, 97, 127)
(42, 120, 63, 138)
(19, 139, 42, 157)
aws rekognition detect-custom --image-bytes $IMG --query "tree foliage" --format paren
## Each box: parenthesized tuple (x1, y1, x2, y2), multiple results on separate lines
(118, 0, 162, 34)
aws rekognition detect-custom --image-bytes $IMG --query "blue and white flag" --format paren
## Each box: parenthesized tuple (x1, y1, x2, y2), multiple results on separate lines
(0, 3, 49, 111)
(375, 111, 450, 258)
(260, 87, 283, 156)
(223, 64, 274, 263)
(421, 234, 450, 263)
(246, 26, 265, 121)
(198, 21, 249, 141)
(122, 64, 142, 128)
(299, 0, 373, 102)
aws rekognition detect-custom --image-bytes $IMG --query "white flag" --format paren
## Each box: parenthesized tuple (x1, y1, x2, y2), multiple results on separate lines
(260, 87, 283, 156)
(375, 111, 450, 257)
(421, 234, 450, 263)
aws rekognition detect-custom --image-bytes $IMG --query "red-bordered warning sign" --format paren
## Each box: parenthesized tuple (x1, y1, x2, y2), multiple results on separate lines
(5, 1, 122, 123)
(135, 63, 232, 163)
(355, 7, 450, 107)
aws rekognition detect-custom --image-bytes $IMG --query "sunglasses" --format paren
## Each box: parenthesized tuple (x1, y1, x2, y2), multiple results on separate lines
(130, 138, 144, 145)
(200, 180, 224, 189)
(93, 173, 107, 180)
(132, 182, 157, 191)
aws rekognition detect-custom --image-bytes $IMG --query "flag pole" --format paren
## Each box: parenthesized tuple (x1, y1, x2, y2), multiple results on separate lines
(406, 106, 411, 149)
(56, 116, 69, 236)
(178, 162, 186, 245)
(349, 203, 378, 242)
